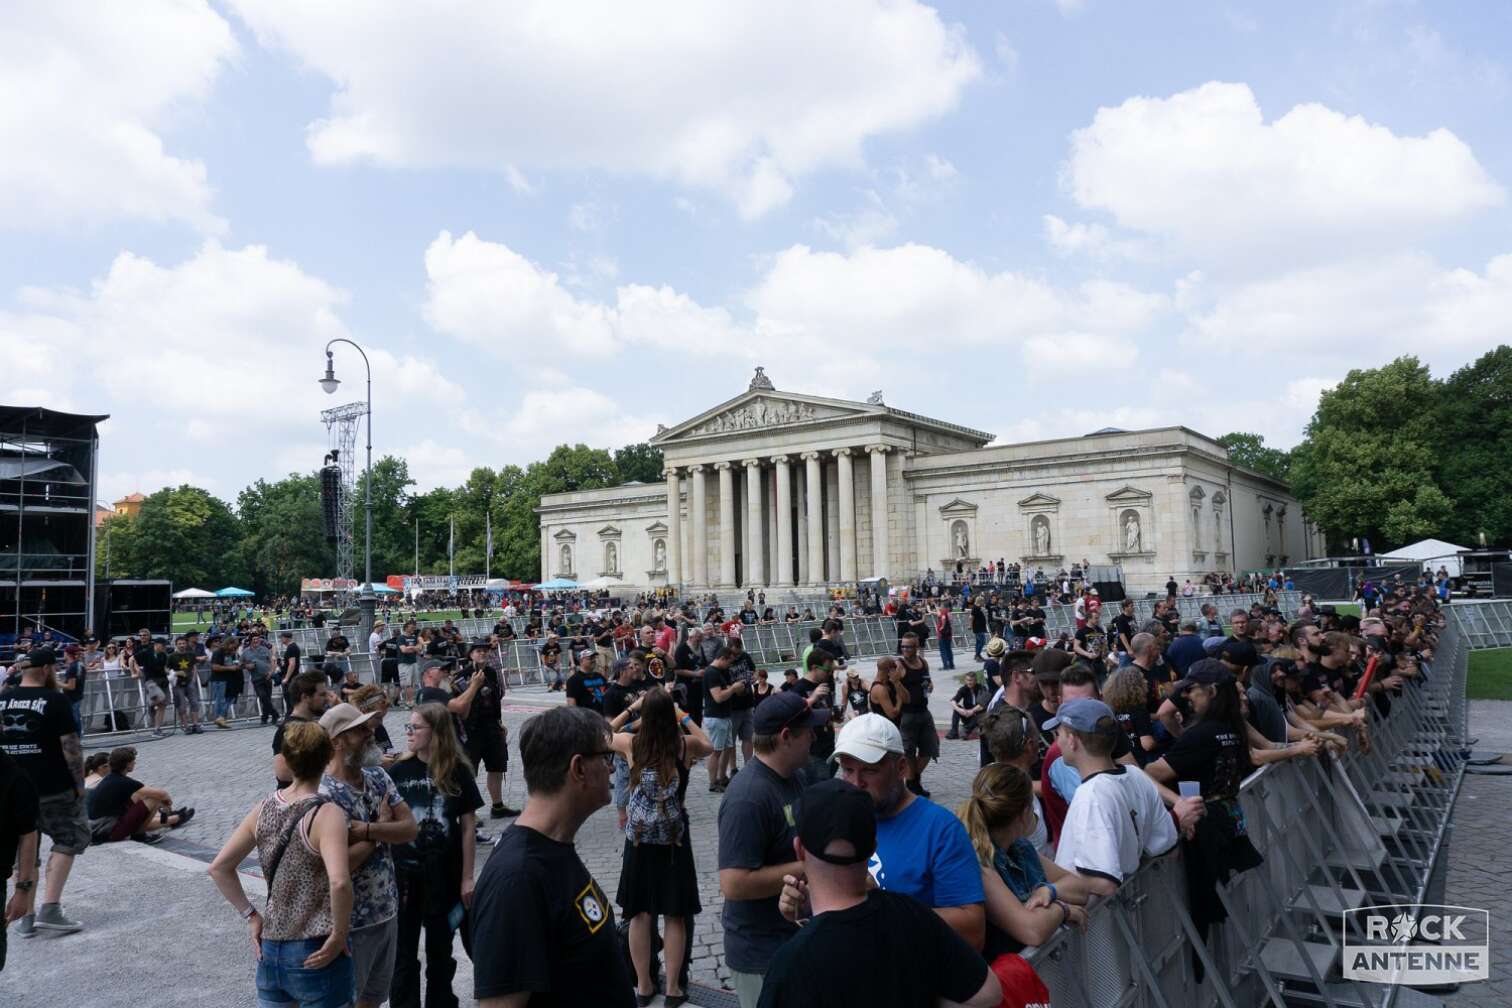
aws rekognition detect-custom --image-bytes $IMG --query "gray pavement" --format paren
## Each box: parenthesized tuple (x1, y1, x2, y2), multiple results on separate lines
(0, 654, 990, 1007)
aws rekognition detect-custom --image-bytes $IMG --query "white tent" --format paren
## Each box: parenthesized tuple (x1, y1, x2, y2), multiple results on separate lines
(580, 575, 625, 589)
(1377, 538, 1469, 577)
(172, 587, 216, 599)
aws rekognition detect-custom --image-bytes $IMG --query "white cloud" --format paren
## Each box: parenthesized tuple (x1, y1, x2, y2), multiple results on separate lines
(1, 2, 234, 233)
(500, 387, 669, 463)
(1042, 215, 1147, 261)
(813, 192, 899, 249)
(1061, 81, 1503, 264)
(227, 0, 980, 218)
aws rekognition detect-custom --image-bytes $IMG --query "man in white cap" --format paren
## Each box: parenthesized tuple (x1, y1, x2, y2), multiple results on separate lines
(782, 713, 985, 952)
(318, 702, 417, 1008)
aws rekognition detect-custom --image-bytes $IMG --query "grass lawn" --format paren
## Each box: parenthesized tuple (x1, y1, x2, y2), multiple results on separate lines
(171, 608, 477, 632)
(1468, 647, 1512, 701)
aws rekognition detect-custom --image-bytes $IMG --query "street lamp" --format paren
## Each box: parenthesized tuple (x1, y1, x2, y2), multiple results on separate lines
(319, 340, 374, 647)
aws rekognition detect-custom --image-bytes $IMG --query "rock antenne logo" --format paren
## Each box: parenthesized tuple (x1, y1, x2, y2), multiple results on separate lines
(1344, 904, 1488, 985)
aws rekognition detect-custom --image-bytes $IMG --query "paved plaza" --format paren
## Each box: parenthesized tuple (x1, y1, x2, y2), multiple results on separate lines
(3, 672, 1508, 1008)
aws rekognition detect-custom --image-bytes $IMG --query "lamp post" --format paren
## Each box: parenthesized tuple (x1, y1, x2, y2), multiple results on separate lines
(319, 339, 375, 649)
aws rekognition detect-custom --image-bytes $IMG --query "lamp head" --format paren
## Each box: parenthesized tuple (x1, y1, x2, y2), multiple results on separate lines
(319, 350, 340, 394)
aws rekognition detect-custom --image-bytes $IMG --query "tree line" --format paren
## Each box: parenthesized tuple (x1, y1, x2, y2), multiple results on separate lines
(96, 442, 664, 595)
(1216, 345, 1511, 555)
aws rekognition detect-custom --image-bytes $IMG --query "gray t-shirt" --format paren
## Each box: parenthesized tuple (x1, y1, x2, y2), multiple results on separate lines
(242, 644, 273, 681)
(1246, 683, 1288, 744)
(716, 758, 803, 973)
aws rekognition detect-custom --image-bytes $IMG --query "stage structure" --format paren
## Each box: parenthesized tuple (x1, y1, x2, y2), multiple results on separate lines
(321, 401, 367, 597)
(0, 406, 108, 641)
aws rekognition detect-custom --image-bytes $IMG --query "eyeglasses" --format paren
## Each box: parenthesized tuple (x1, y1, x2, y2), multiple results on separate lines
(580, 749, 616, 768)
(403, 723, 430, 735)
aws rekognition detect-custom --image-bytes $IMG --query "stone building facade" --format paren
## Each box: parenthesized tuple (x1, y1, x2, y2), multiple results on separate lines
(536, 369, 1322, 594)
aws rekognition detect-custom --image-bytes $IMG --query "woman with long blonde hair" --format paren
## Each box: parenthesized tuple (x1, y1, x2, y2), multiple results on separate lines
(956, 763, 1092, 955)
(387, 703, 483, 1007)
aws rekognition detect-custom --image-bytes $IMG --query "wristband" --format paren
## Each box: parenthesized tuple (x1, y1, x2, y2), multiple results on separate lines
(1041, 882, 1058, 904)
(240, 905, 258, 920)
(680, 715, 692, 727)
(1055, 899, 1070, 926)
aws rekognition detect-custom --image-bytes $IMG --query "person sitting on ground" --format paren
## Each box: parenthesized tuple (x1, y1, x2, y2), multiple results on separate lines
(946, 671, 990, 740)
(758, 779, 1001, 1008)
(86, 746, 194, 844)
(956, 762, 1090, 955)
(82, 752, 110, 792)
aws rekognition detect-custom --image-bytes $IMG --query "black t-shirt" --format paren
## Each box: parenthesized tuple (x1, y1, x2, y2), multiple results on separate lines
(970, 606, 988, 633)
(388, 756, 484, 881)
(813, 637, 848, 667)
(951, 684, 985, 711)
(281, 642, 301, 677)
(717, 758, 804, 973)
(136, 647, 169, 684)
(0, 686, 77, 795)
(211, 647, 241, 683)
(471, 824, 633, 1007)
(790, 677, 834, 760)
(1162, 717, 1249, 800)
(564, 670, 608, 713)
(416, 685, 453, 707)
(395, 635, 417, 665)
(272, 714, 314, 757)
(1029, 701, 1057, 748)
(463, 663, 503, 735)
(727, 653, 757, 711)
(0, 751, 39, 882)
(1075, 625, 1107, 656)
(757, 889, 989, 1008)
(87, 771, 144, 819)
(1023, 606, 1047, 638)
(1111, 614, 1137, 651)
(60, 659, 86, 703)
(1116, 708, 1156, 766)
(898, 656, 930, 713)
(325, 634, 349, 655)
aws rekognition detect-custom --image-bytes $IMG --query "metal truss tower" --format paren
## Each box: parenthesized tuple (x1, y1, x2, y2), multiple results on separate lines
(321, 401, 368, 589)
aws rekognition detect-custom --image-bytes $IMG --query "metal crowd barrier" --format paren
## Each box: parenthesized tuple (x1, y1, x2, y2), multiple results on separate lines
(1021, 609, 1469, 1007)
(1446, 598, 1512, 650)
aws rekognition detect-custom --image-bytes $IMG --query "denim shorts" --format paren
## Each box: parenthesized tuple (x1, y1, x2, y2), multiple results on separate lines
(256, 937, 355, 1008)
(704, 716, 733, 750)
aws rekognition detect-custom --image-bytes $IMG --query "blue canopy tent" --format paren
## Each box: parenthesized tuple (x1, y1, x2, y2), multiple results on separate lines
(215, 587, 255, 597)
(354, 583, 399, 595)
(535, 578, 579, 591)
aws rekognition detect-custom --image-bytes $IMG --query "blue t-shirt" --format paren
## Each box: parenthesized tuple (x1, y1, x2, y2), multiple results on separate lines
(867, 796, 984, 910)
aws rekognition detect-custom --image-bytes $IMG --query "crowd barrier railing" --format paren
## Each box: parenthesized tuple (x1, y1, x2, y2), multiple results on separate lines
(1021, 612, 1468, 1007)
(1447, 598, 1512, 650)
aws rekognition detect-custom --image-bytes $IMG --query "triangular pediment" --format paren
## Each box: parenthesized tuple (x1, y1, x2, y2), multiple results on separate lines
(651, 388, 883, 445)
(597, 524, 623, 539)
(1017, 492, 1061, 509)
(1105, 485, 1153, 503)
(552, 528, 577, 542)
(938, 497, 978, 516)
(644, 521, 668, 535)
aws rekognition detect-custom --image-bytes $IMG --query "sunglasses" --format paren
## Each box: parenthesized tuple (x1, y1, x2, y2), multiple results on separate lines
(580, 749, 616, 768)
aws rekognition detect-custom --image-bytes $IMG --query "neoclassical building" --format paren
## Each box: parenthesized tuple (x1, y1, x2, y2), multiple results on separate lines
(536, 369, 1321, 594)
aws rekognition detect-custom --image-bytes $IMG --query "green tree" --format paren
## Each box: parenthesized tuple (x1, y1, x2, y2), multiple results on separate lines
(353, 456, 419, 578)
(1289, 357, 1453, 550)
(236, 474, 329, 595)
(96, 512, 138, 579)
(411, 486, 458, 574)
(1435, 345, 1512, 547)
(1216, 432, 1291, 481)
(120, 485, 247, 589)
(613, 442, 664, 484)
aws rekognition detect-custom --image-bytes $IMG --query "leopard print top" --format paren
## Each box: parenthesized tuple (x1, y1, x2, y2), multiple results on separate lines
(255, 791, 336, 940)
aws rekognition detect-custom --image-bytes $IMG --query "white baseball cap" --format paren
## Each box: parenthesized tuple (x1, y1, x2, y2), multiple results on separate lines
(832, 713, 904, 765)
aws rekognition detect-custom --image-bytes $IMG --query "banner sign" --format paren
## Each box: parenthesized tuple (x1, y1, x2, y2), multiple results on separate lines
(401, 574, 489, 591)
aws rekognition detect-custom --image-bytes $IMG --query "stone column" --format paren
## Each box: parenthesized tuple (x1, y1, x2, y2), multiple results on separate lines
(795, 471, 809, 585)
(867, 445, 889, 579)
(836, 448, 856, 581)
(803, 452, 824, 585)
(825, 460, 840, 581)
(772, 455, 793, 586)
(744, 459, 765, 587)
(689, 465, 707, 586)
(716, 462, 736, 587)
(664, 467, 682, 587)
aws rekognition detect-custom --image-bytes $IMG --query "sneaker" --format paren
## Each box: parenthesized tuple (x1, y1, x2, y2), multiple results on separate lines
(17, 913, 35, 938)
(173, 808, 196, 828)
(490, 802, 521, 819)
(474, 829, 495, 846)
(151, 728, 166, 738)
(708, 781, 726, 793)
(944, 731, 960, 740)
(34, 903, 82, 934)
(132, 832, 166, 845)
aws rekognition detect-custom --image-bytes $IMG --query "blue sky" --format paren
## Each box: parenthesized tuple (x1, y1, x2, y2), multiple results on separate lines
(4, 1, 1509, 504)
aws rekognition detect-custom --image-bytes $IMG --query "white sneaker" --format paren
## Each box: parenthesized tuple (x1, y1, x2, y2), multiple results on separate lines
(34, 903, 82, 933)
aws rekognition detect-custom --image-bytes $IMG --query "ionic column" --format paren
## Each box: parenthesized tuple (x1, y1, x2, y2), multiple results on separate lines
(772, 455, 793, 586)
(716, 462, 736, 587)
(795, 472, 809, 585)
(689, 465, 708, 586)
(744, 459, 765, 587)
(664, 467, 682, 586)
(867, 445, 889, 579)
(836, 448, 856, 581)
(803, 452, 824, 585)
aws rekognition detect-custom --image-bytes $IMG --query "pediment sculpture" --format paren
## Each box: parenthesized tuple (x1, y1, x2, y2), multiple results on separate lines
(692, 397, 820, 435)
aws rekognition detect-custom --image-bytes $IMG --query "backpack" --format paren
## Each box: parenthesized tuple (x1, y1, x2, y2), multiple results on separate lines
(624, 762, 684, 847)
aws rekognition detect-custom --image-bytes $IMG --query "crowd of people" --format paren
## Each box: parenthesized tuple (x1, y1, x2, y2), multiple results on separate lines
(0, 568, 1449, 1005)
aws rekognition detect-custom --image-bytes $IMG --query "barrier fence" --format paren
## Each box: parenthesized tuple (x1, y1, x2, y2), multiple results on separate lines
(1023, 611, 1469, 1008)
(1446, 598, 1512, 650)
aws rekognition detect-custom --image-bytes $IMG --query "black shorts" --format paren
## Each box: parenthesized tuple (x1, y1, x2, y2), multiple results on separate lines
(899, 710, 940, 761)
(466, 729, 508, 774)
(380, 659, 401, 684)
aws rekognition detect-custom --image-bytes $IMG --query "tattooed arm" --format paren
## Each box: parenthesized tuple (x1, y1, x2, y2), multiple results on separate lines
(61, 732, 85, 791)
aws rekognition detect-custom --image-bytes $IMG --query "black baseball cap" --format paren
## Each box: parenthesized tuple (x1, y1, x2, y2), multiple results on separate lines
(1216, 638, 1262, 668)
(752, 691, 829, 735)
(798, 779, 876, 866)
(1174, 658, 1229, 691)
(22, 646, 57, 668)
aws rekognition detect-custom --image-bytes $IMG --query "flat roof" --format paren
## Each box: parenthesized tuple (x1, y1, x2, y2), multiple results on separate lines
(0, 406, 110, 440)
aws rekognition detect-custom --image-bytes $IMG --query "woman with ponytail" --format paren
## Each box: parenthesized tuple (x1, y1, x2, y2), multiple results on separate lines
(956, 763, 1092, 954)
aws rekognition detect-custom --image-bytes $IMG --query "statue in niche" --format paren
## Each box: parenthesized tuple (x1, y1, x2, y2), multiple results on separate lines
(654, 539, 666, 572)
(1032, 516, 1051, 557)
(1123, 511, 1142, 553)
(560, 544, 573, 574)
(952, 521, 969, 559)
(606, 542, 618, 573)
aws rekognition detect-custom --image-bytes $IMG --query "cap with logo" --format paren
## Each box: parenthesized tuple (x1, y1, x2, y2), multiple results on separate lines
(752, 691, 830, 735)
(798, 779, 876, 865)
(1041, 697, 1117, 734)
(318, 702, 376, 738)
(831, 712, 904, 764)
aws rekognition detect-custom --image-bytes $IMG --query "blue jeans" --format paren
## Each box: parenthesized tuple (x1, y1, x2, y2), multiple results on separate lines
(212, 680, 231, 719)
(938, 637, 955, 670)
(256, 937, 354, 1008)
(973, 632, 988, 659)
(70, 701, 82, 735)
